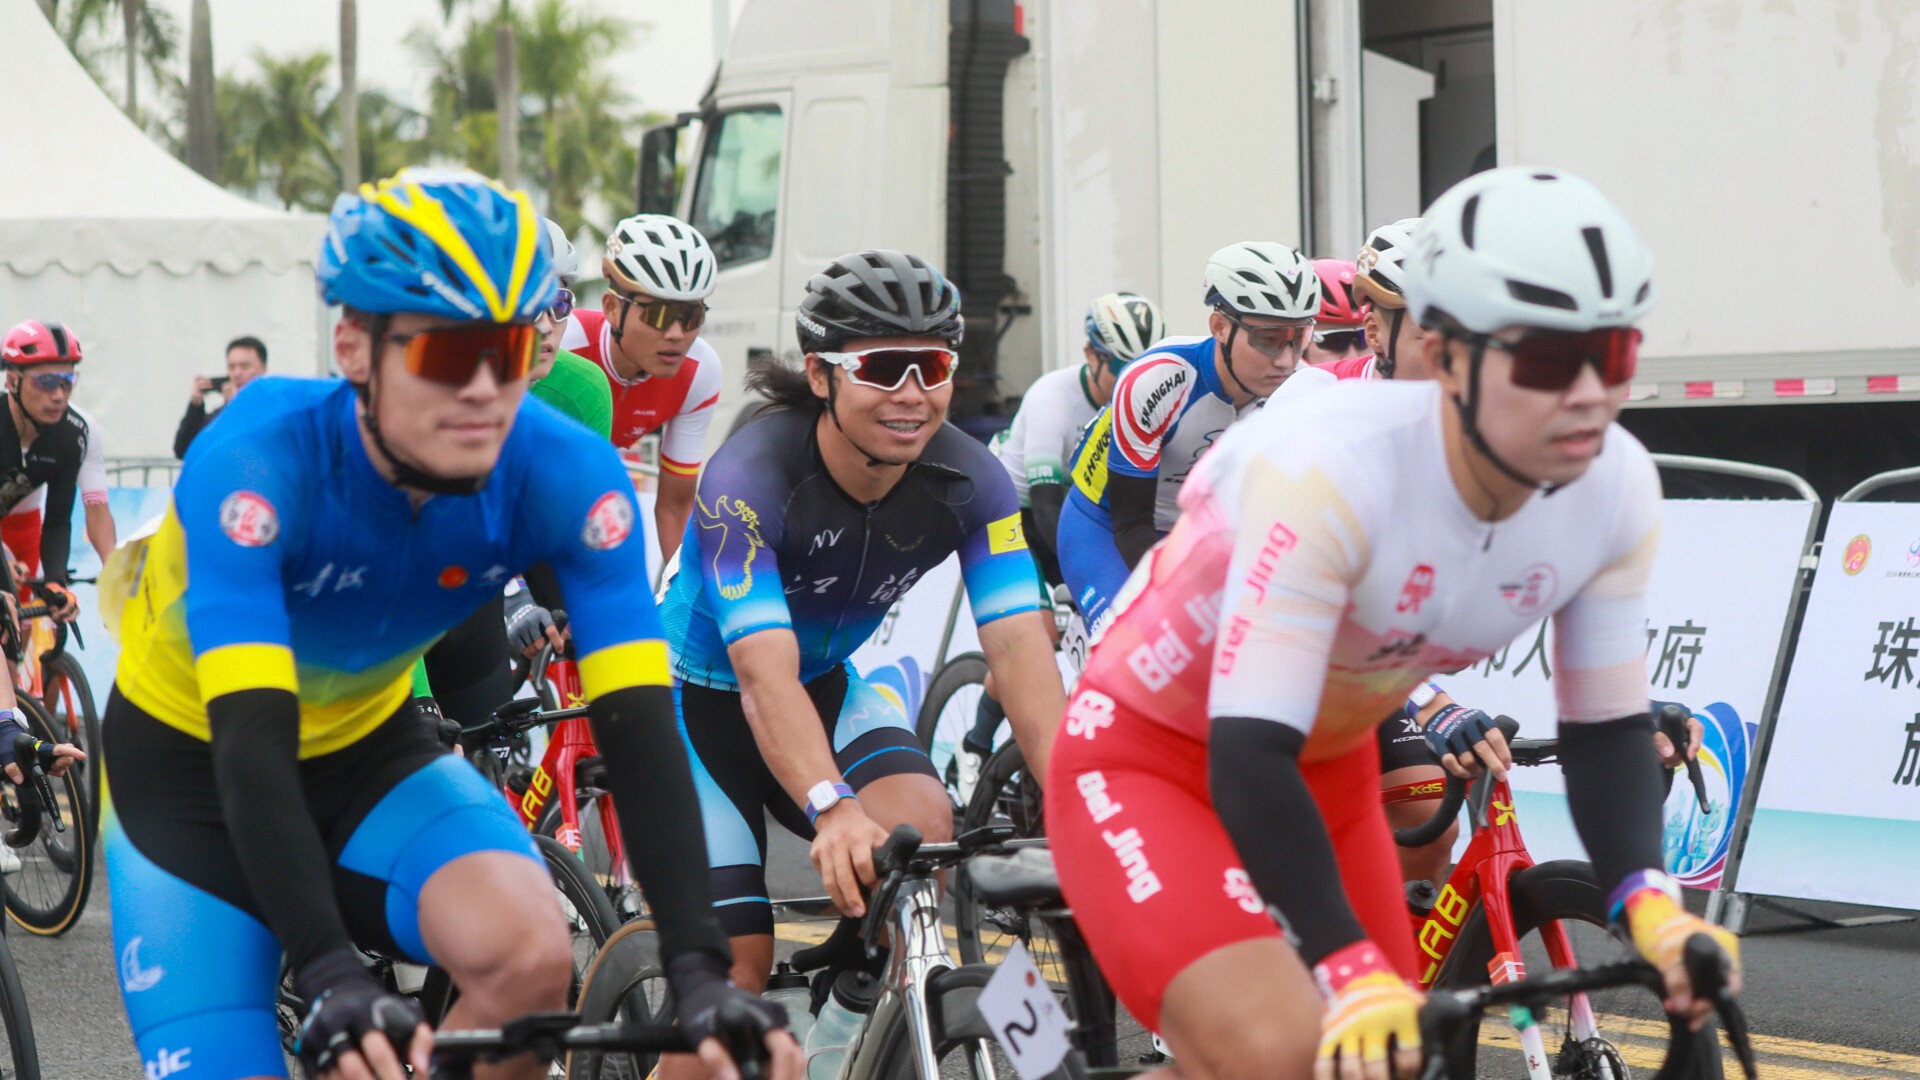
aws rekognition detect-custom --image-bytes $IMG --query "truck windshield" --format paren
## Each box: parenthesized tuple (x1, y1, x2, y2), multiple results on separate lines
(690, 107, 784, 268)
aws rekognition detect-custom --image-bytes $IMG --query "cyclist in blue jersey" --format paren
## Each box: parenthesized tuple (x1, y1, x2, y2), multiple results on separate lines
(100, 168, 798, 1080)
(1059, 241, 1330, 632)
(658, 250, 1067, 992)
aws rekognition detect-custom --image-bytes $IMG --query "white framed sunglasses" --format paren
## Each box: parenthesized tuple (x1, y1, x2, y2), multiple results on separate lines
(817, 347, 959, 391)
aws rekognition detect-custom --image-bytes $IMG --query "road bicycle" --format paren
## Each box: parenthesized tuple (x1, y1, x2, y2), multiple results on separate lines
(0, 733, 77, 1079)
(0, 598, 92, 938)
(1394, 708, 1727, 1079)
(437, 998, 773, 1080)
(15, 575, 99, 845)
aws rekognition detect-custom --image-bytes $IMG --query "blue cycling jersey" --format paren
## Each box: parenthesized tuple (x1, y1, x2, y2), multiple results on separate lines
(661, 408, 1045, 689)
(113, 376, 669, 756)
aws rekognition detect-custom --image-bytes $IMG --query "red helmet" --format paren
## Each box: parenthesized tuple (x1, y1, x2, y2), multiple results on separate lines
(1, 321, 82, 367)
(1312, 259, 1364, 329)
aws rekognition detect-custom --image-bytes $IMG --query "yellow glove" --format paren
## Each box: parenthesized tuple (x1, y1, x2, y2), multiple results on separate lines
(1614, 870, 1742, 1012)
(1314, 940, 1423, 1076)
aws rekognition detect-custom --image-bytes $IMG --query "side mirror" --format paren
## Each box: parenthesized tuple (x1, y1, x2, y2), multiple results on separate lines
(637, 119, 689, 216)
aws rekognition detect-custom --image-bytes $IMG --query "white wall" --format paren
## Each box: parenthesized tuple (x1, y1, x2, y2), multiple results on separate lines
(1362, 49, 1434, 234)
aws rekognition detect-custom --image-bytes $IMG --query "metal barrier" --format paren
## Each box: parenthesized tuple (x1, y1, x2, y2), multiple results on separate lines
(105, 457, 181, 489)
(1839, 465, 1920, 503)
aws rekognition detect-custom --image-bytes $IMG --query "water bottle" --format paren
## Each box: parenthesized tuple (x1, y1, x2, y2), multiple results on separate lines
(804, 970, 877, 1080)
(762, 962, 815, 1051)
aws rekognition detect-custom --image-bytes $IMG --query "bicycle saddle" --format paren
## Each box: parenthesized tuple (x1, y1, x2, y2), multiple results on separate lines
(965, 847, 1063, 910)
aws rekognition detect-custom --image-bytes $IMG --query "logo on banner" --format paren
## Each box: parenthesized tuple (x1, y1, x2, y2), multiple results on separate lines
(1499, 564, 1558, 617)
(1842, 534, 1871, 575)
(1909, 538, 1920, 569)
(1660, 701, 1755, 889)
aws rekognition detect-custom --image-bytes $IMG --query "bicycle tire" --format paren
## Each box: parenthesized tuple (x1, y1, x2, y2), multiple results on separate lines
(1436, 859, 1724, 1080)
(954, 741, 1047, 963)
(534, 790, 637, 920)
(3, 693, 93, 936)
(0, 934, 41, 1079)
(537, 834, 623, 1009)
(864, 964, 1085, 1080)
(40, 652, 100, 846)
(565, 918, 669, 1080)
(914, 652, 990, 784)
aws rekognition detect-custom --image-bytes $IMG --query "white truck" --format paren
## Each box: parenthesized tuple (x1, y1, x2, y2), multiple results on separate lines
(642, 0, 1920, 498)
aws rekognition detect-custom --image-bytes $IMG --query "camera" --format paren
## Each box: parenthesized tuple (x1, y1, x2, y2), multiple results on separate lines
(208, 376, 230, 392)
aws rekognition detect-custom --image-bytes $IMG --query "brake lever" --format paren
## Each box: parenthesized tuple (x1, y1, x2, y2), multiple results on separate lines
(1682, 933, 1754, 1080)
(860, 868, 903, 961)
(1656, 704, 1709, 814)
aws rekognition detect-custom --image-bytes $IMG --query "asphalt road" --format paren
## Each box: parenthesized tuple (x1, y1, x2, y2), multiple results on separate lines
(12, 830, 1920, 1078)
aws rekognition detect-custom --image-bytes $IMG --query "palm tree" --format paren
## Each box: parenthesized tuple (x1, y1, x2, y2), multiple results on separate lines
(248, 49, 338, 211)
(408, 16, 502, 173)
(55, 0, 179, 122)
(339, 0, 361, 190)
(438, 0, 520, 187)
(518, 0, 634, 216)
(120, 0, 141, 115)
(184, 0, 215, 178)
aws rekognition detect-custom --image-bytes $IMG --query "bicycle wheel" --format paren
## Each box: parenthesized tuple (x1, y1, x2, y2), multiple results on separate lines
(534, 788, 639, 920)
(537, 834, 623, 1009)
(864, 964, 1084, 1080)
(954, 742, 1049, 964)
(565, 918, 670, 1080)
(1435, 859, 1725, 1080)
(0, 935, 41, 1079)
(914, 652, 989, 800)
(39, 652, 100, 845)
(3, 693, 93, 936)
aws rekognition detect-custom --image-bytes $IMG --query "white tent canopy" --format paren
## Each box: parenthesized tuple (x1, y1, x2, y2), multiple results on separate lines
(0, 0, 327, 460)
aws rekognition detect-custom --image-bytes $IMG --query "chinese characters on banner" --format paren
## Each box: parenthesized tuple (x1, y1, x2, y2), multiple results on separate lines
(1744, 503, 1920, 910)
(1446, 500, 1811, 888)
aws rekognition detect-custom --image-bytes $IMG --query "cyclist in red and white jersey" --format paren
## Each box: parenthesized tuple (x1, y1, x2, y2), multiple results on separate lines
(1317, 218, 1434, 383)
(1048, 168, 1740, 1079)
(562, 213, 721, 562)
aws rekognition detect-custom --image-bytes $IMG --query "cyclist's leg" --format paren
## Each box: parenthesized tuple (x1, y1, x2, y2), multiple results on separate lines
(803, 665, 949, 851)
(1377, 714, 1456, 889)
(1046, 691, 1318, 1079)
(102, 691, 289, 1079)
(423, 594, 516, 726)
(1057, 493, 1132, 635)
(1307, 736, 1423, 977)
(677, 679, 781, 990)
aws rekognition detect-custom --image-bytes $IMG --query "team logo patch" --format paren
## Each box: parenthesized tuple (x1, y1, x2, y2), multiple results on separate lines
(1499, 563, 1558, 616)
(985, 512, 1028, 555)
(439, 565, 468, 589)
(218, 491, 279, 547)
(584, 492, 635, 551)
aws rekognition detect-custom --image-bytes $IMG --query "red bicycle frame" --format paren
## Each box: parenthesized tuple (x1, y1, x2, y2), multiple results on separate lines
(510, 656, 632, 891)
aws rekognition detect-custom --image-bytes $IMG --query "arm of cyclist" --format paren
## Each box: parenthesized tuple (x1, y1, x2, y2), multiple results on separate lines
(731, 629, 889, 917)
(1107, 471, 1161, 569)
(552, 464, 801, 1080)
(1553, 459, 1738, 1023)
(654, 469, 697, 567)
(0, 706, 85, 783)
(976, 612, 1064, 778)
(37, 473, 79, 614)
(956, 481, 1064, 777)
(1026, 481, 1066, 570)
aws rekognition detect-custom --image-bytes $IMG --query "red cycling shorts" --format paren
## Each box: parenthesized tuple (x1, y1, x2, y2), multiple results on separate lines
(1045, 691, 1417, 1031)
(0, 510, 39, 578)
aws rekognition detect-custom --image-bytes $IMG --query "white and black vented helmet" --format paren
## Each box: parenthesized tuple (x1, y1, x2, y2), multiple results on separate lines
(1084, 292, 1167, 364)
(540, 217, 579, 286)
(796, 250, 964, 353)
(1352, 217, 1422, 310)
(1202, 241, 1320, 319)
(1407, 167, 1654, 335)
(604, 213, 716, 301)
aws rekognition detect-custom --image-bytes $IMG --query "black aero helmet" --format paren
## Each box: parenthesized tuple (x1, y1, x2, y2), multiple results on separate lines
(795, 249, 964, 353)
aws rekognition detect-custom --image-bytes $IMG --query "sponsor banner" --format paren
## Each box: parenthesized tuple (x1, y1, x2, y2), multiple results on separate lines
(1740, 502, 1920, 910)
(1442, 499, 1811, 887)
(847, 554, 978, 745)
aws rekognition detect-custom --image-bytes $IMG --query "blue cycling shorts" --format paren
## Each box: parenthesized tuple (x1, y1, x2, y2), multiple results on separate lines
(102, 690, 540, 1080)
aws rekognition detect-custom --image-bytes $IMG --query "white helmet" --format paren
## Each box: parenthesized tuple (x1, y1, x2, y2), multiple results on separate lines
(1407, 167, 1654, 335)
(1352, 217, 1421, 310)
(1085, 292, 1167, 363)
(540, 217, 579, 285)
(605, 213, 716, 301)
(1202, 241, 1319, 319)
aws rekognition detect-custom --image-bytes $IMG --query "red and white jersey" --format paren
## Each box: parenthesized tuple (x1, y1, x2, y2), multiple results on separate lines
(1316, 353, 1379, 381)
(1080, 379, 1660, 761)
(562, 309, 723, 477)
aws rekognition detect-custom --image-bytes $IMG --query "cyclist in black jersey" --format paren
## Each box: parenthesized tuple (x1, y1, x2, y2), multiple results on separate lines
(657, 251, 1067, 999)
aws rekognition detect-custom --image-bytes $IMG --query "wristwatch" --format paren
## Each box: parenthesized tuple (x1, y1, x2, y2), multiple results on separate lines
(1405, 681, 1443, 719)
(805, 781, 857, 825)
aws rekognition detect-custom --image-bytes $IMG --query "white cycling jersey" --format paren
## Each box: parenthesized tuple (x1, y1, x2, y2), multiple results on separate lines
(996, 365, 1100, 506)
(1086, 378, 1659, 759)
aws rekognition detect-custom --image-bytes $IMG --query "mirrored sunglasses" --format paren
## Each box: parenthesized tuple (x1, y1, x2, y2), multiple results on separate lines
(387, 324, 539, 388)
(817, 347, 959, 392)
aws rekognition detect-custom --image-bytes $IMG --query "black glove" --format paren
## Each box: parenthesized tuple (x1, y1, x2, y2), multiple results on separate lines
(293, 949, 427, 1076)
(668, 951, 788, 1056)
(1422, 704, 1498, 762)
(504, 588, 556, 656)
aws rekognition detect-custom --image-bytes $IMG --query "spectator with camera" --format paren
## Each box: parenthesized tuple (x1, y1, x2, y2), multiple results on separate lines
(174, 335, 268, 458)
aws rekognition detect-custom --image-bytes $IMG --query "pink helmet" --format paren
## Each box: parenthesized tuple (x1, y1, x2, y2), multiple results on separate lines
(1312, 259, 1363, 329)
(1, 320, 82, 367)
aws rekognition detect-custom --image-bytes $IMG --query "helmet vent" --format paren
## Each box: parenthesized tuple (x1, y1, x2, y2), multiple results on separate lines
(1581, 227, 1614, 299)
(1506, 279, 1577, 311)
(1634, 281, 1652, 305)
(1460, 195, 1481, 250)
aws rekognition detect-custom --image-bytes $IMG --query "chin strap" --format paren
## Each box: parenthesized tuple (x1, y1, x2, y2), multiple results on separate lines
(1214, 319, 1265, 405)
(1375, 309, 1404, 380)
(352, 317, 489, 497)
(1450, 337, 1561, 499)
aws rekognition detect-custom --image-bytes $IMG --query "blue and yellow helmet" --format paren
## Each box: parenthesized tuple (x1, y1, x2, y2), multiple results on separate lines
(317, 167, 558, 323)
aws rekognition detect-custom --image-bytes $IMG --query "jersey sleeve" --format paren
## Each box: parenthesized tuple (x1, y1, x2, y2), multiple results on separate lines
(1109, 355, 1199, 478)
(531, 433, 672, 701)
(73, 406, 108, 504)
(1551, 435, 1663, 723)
(560, 311, 594, 354)
(956, 452, 1046, 626)
(690, 438, 793, 644)
(658, 343, 723, 477)
(170, 441, 302, 702)
(1206, 452, 1373, 735)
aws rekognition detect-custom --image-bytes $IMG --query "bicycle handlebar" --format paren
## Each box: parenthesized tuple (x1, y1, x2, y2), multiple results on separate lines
(450, 697, 589, 747)
(1393, 715, 1519, 848)
(434, 999, 773, 1080)
(6, 732, 66, 849)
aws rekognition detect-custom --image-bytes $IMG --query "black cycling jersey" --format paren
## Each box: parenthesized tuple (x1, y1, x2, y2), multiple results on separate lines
(0, 398, 87, 586)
